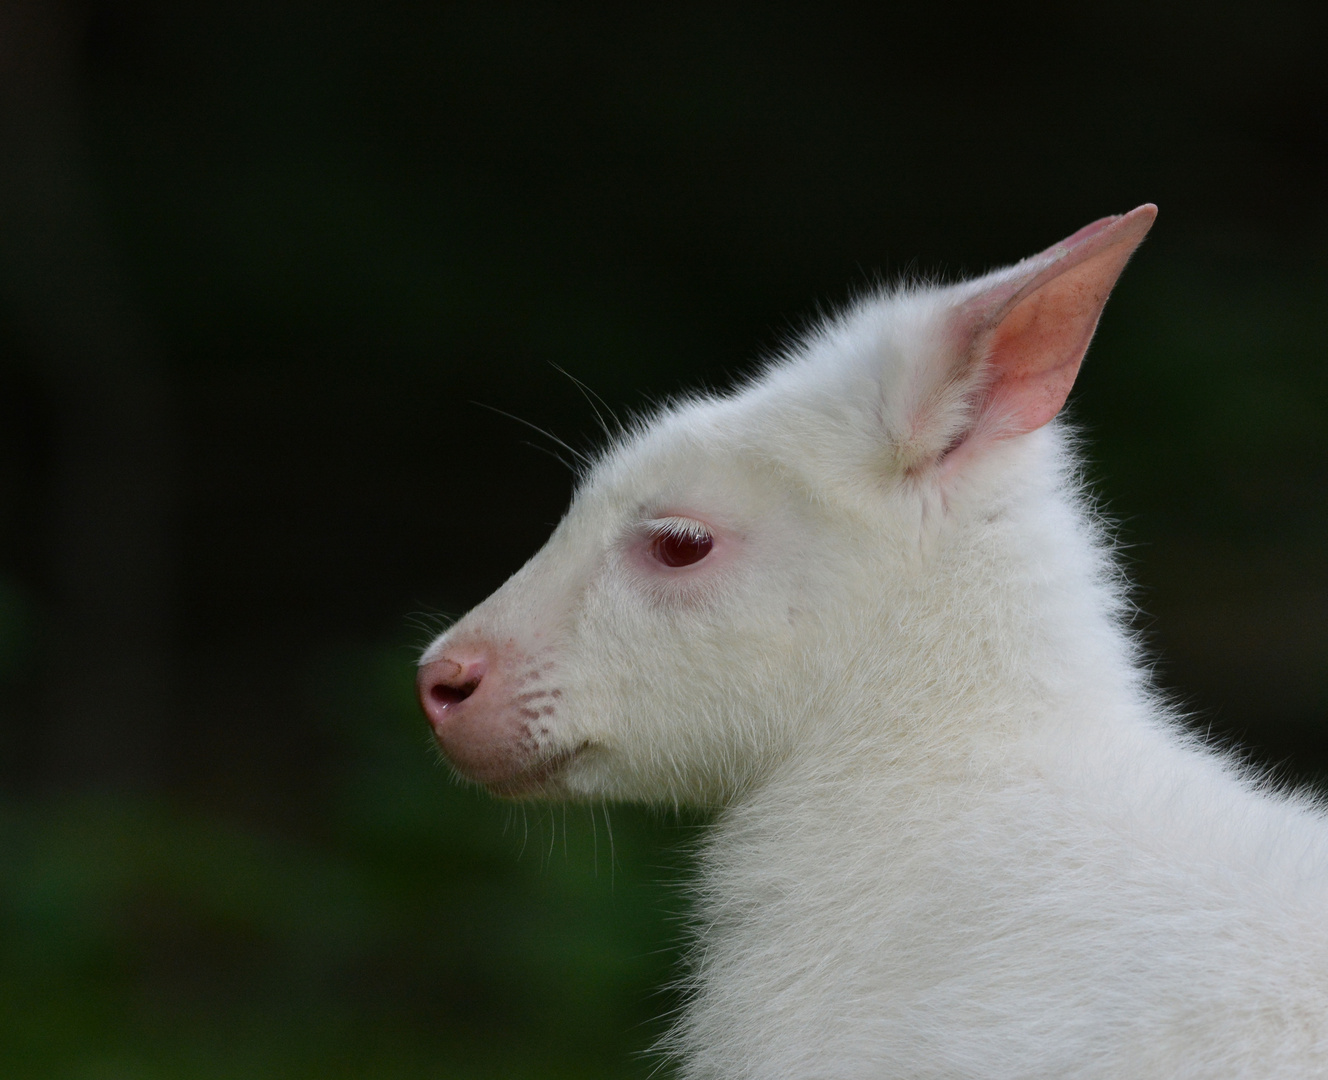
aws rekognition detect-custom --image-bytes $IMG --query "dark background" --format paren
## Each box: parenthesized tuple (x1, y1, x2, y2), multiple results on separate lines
(1, 2, 1325, 1076)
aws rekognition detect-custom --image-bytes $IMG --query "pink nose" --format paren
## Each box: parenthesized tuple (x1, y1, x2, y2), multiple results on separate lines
(417, 653, 487, 732)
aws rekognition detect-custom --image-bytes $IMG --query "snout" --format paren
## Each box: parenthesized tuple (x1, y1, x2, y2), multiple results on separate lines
(416, 642, 568, 792)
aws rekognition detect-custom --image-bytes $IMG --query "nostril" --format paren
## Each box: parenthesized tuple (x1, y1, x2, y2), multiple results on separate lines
(429, 678, 480, 707)
(418, 654, 487, 725)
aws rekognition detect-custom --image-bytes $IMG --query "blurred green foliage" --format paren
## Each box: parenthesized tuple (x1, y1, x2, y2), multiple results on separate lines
(0, 645, 693, 1078)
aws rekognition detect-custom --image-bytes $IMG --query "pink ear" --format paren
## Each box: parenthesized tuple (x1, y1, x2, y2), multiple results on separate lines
(956, 204, 1156, 440)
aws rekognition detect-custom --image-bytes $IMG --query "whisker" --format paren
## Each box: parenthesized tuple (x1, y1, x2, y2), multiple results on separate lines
(590, 802, 599, 877)
(521, 440, 577, 474)
(472, 400, 594, 468)
(602, 798, 616, 890)
(549, 361, 626, 439)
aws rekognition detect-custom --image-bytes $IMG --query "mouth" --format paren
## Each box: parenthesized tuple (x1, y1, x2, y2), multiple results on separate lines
(485, 742, 593, 798)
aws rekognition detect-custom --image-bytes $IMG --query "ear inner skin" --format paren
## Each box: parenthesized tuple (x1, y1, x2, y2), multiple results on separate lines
(960, 203, 1157, 446)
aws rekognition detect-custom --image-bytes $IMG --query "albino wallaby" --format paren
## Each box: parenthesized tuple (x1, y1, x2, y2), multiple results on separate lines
(417, 205, 1328, 1079)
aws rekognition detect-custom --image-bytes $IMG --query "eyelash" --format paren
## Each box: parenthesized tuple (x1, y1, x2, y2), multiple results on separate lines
(645, 517, 715, 568)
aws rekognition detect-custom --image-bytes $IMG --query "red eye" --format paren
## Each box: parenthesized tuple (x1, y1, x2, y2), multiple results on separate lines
(650, 525, 714, 567)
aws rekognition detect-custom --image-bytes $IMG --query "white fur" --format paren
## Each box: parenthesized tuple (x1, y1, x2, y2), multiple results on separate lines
(422, 215, 1328, 1078)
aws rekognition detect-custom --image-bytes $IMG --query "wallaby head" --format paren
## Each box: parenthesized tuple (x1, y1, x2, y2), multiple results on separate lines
(418, 205, 1157, 806)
